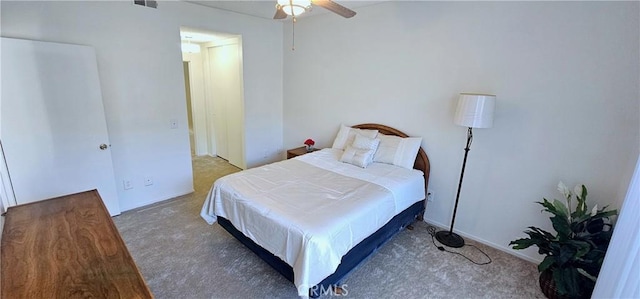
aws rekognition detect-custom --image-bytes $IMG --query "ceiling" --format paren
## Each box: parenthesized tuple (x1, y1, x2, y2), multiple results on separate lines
(186, 0, 384, 20)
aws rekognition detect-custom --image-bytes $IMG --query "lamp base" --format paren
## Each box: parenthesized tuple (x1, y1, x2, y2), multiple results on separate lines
(435, 231, 465, 248)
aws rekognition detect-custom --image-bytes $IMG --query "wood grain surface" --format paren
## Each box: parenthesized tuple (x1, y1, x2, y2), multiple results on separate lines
(1, 190, 153, 298)
(286, 146, 320, 159)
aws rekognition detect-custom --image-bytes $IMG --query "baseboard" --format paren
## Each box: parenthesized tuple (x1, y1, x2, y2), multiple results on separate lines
(423, 219, 541, 264)
(119, 189, 195, 213)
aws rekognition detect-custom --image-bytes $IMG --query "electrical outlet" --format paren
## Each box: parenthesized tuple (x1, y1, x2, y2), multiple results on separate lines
(427, 189, 435, 202)
(123, 179, 133, 190)
(144, 176, 153, 186)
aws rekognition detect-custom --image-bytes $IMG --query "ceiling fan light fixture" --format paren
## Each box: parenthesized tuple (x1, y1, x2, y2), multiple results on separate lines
(277, 0, 311, 16)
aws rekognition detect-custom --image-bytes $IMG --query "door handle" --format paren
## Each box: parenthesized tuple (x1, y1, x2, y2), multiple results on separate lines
(99, 144, 109, 150)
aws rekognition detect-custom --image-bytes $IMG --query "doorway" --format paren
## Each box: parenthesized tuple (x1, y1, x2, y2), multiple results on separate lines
(179, 28, 246, 170)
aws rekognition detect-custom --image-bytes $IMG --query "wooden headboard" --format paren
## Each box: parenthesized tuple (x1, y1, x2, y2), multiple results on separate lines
(352, 123, 430, 194)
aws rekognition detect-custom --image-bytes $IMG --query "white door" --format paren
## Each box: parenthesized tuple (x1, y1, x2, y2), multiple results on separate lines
(208, 45, 229, 161)
(208, 42, 244, 168)
(0, 38, 121, 215)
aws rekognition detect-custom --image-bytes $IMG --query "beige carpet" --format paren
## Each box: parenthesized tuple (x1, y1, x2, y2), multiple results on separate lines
(113, 155, 544, 298)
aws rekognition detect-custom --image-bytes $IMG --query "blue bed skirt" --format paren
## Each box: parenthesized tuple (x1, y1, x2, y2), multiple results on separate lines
(217, 199, 425, 297)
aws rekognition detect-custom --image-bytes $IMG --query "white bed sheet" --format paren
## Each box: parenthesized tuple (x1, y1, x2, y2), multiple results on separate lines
(201, 148, 425, 296)
(297, 149, 426, 214)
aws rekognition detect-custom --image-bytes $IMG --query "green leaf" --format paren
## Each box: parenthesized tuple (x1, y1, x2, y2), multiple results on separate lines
(510, 227, 555, 252)
(554, 267, 581, 297)
(538, 255, 556, 272)
(594, 209, 618, 219)
(557, 244, 577, 266)
(573, 213, 593, 225)
(550, 215, 572, 240)
(528, 226, 554, 238)
(552, 199, 569, 218)
(553, 268, 569, 295)
(580, 184, 588, 200)
(568, 240, 591, 258)
(509, 237, 537, 250)
(565, 268, 581, 297)
(575, 185, 588, 217)
(537, 198, 556, 213)
(577, 268, 597, 282)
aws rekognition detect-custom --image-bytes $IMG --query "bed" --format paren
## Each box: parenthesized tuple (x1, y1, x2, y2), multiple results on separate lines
(201, 123, 430, 297)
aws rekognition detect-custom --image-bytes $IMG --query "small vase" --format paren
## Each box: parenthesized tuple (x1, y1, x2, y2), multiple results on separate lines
(305, 145, 313, 152)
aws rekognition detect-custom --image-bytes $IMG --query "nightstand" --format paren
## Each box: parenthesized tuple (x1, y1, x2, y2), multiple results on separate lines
(287, 146, 320, 159)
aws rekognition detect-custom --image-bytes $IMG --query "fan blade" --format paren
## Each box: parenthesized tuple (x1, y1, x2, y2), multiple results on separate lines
(273, 5, 287, 19)
(312, 0, 356, 18)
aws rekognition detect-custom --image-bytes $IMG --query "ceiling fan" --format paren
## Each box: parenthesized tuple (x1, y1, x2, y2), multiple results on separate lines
(273, 0, 356, 19)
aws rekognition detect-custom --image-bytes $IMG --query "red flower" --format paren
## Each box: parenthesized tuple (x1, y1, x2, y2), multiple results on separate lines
(304, 139, 315, 146)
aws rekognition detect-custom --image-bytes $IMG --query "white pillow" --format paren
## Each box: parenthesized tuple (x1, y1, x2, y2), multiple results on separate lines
(331, 124, 378, 150)
(352, 133, 380, 150)
(373, 135, 422, 169)
(340, 145, 376, 168)
(352, 134, 380, 165)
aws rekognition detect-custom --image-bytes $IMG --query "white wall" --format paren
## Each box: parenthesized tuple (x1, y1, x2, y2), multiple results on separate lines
(1, 1, 283, 211)
(283, 2, 639, 262)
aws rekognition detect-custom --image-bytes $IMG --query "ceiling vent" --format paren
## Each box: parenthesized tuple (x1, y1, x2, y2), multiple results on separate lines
(134, 0, 158, 9)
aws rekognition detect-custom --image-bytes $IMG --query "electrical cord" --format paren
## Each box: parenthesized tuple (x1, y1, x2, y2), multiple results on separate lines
(426, 225, 492, 265)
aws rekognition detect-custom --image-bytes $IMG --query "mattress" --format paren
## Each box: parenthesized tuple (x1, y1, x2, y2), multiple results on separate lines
(201, 148, 425, 295)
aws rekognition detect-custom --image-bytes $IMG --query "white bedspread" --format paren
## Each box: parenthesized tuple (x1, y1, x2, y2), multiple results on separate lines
(201, 148, 425, 296)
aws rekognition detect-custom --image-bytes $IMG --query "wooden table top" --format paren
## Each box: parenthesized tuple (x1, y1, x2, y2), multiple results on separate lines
(286, 146, 321, 159)
(1, 190, 153, 298)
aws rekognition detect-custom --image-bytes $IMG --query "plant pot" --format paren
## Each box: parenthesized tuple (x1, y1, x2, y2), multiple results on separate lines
(539, 270, 568, 299)
(539, 269, 594, 299)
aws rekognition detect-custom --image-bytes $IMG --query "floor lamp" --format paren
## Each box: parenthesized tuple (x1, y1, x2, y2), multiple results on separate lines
(435, 93, 496, 248)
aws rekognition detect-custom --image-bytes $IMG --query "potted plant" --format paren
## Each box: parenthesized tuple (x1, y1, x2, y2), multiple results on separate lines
(510, 182, 617, 299)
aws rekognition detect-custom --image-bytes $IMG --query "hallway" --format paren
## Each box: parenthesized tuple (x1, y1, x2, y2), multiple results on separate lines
(191, 155, 241, 195)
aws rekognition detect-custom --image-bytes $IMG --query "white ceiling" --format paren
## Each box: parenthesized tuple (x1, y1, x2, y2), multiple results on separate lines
(186, 0, 384, 20)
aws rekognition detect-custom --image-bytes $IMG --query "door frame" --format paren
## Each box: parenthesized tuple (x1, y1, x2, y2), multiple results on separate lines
(182, 60, 202, 156)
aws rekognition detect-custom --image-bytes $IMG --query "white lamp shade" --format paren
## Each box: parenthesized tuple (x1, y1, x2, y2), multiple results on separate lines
(454, 93, 496, 128)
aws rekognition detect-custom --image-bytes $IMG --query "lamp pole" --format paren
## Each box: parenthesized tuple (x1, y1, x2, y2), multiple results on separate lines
(436, 127, 473, 248)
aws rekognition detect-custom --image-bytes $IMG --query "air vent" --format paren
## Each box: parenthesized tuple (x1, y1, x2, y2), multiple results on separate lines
(133, 0, 157, 9)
